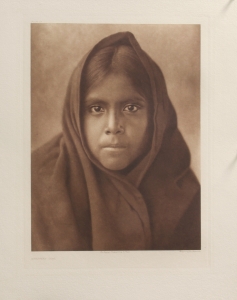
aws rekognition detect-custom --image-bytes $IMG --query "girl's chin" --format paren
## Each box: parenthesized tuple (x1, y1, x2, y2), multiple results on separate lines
(101, 162, 130, 171)
(97, 149, 146, 171)
(99, 158, 131, 171)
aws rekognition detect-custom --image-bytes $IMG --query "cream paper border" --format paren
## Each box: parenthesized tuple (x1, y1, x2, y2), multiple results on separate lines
(2, 1, 237, 299)
(24, 19, 209, 270)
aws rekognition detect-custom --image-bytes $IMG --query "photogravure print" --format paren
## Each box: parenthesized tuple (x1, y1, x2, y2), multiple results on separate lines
(31, 24, 200, 251)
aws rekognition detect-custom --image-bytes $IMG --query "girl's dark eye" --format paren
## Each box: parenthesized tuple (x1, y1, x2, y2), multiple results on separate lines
(90, 106, 105, 113)
(124, 105, 140, 112)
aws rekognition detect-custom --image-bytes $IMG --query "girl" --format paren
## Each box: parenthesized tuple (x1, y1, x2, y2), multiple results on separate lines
(32, 31, 200, 251)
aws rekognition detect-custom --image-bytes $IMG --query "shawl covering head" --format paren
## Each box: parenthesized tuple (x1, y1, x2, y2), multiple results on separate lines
(32, 32, 200, 251)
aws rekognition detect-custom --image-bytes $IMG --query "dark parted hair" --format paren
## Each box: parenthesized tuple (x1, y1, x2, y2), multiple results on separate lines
(80, 44, 152, 103)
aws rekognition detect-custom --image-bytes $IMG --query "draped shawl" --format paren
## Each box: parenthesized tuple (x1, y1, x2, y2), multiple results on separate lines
(32, 31, 200, 251)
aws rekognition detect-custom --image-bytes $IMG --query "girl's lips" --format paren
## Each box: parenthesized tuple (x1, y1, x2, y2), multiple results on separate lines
(102, 144, 127, 152)
(105, 145, 126, 149)
(102, 143, 126, 148)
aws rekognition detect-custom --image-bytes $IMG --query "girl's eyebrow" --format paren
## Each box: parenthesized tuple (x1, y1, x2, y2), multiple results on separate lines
(84, 98, 107, 105)
(123, 96, 146, 103)
(84, 96, 146, 105)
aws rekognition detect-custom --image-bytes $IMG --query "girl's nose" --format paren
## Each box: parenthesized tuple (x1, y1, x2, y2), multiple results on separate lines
(105, 111, 124, 135)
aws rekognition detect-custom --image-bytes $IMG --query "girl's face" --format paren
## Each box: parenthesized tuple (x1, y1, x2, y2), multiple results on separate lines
(82, 73, 151, 171)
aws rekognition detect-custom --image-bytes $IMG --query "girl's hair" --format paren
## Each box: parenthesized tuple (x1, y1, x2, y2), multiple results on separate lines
(81, 44, 152, 102)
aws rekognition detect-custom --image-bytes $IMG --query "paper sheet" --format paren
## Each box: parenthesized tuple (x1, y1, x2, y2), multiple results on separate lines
(0, 0, 236, 299)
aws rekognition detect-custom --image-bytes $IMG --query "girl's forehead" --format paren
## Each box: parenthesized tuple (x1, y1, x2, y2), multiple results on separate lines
(84, 73, 147, 104)
(85, 73, 146, 102)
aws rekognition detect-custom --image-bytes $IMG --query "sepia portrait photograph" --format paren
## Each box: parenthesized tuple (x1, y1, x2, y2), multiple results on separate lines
(31, 24, 200, 251)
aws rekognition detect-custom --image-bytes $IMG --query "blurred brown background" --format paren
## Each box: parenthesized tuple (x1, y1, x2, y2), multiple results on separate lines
(31, 24, 200, 180)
